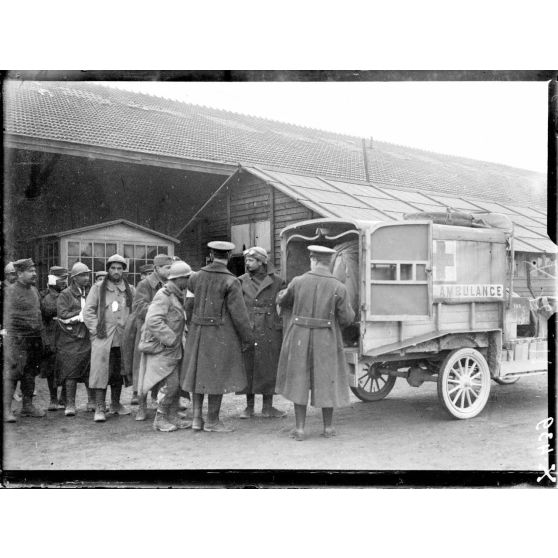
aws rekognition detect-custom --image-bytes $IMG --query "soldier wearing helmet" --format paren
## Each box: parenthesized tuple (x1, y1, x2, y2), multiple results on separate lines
(137, 260, 193, 432)
(83, 254, 135, 422)
(123, 253, 173, 420)
(55, 262, 94, 416)
(4, 261, 17, 288)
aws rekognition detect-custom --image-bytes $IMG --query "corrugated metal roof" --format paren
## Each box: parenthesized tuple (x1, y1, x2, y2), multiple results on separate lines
(246, 166, 556, 254)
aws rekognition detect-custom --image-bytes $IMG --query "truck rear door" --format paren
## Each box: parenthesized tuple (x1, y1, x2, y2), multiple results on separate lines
(365, 221, 432, 321)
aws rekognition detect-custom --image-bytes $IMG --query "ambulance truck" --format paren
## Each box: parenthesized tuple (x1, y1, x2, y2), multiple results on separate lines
(280, 214, 555, 419)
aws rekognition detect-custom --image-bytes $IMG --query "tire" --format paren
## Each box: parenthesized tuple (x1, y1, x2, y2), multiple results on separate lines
(350, 363, 396, 402)
(437, 348, 491, 419)
(494, 375, 520, 385)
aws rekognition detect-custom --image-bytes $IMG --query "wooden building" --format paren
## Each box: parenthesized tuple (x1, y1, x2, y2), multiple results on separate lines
(178, 166, 557, 297)
(30, 219, 178, 288)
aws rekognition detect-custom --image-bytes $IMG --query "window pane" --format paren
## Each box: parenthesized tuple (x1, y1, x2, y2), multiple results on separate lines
(94, 258, 105, 272)
(129, 259, 136, 274)
(67, 256, 79, 270)
(400, 264, 413, 281)
(81, 242, 92, 257)
(416, 264, 427, 281)
(94, 243, 105, 258)
(106, 243, 117, 257)
(371, 263, 397, 281)
(81, 257, 93, 271)
(135, 245, 146, 260)
(123, 244, 134, 259)
(68, 241, 80, 256)
(157, 245, 168, 255)
(147, 246, 157, 260)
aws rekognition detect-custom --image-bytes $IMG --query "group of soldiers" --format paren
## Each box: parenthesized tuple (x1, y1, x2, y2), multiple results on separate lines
(3, 240, 355, 440)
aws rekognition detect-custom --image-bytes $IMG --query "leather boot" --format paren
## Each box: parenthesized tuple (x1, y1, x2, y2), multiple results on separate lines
(3, 381, 17, 422)
(21, 396, 45, 418)
(135, 394, 148, 421)
(168, 398, 192, 429)
(153, 411, 177, 432)
(64, 380, 77, 416)
(94, 389, 106, 422)
(109, 384, 131, 415)
(86, 387, 96, 412)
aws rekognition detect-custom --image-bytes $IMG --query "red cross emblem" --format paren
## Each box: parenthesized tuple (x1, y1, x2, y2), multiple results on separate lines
(434, 240, 456, 281)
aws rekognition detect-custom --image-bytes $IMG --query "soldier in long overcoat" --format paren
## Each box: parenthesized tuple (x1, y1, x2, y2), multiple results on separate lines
(3, 259, 46, 422)
(122, 254, 172, 419)
(180, 241, 253, 432)
(40, 266, 68, 410)
(276, 245, 355, 441)
(83, 254, 135, 422)
(138, 261, 193, 432)
(237, 247, 286, 419)
(56, 262, 93, 416)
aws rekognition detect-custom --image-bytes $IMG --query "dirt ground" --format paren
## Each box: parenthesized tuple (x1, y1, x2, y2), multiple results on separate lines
(2, 372, 551, 471)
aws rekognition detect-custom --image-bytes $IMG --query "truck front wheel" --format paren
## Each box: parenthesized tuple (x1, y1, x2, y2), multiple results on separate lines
(437, 348, 491, 419)
(350, 364, 397, 402)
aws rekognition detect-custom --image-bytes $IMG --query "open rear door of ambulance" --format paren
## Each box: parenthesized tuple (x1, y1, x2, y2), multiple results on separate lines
(364, 221, 432, 321)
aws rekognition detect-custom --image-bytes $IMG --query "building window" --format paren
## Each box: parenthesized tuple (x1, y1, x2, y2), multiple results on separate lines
(123, 243, 169, 285)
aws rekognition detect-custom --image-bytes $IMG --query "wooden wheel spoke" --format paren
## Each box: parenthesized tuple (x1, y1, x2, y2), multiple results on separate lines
(448, 385, 460, 395)
(465, 389, 472, 407)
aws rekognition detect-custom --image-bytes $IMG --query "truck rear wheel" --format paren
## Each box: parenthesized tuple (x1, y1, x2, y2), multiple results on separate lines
(437, 348, 491, 419)
(350, 364, 396, 402)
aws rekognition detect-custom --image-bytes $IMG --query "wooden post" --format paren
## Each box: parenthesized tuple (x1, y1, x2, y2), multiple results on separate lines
(269, 184, 276, 267)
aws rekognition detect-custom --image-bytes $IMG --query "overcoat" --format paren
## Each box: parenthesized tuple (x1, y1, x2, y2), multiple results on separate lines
(39, 287, 61, 379)
(180, 261, 253, 394)
(237, 271, 284, 394)
(83, 279, 134, 389)
(275, 268, 355, 408)
(122, 272, 164, 388)
(137, 281, 186, 396)
(56, 283, 90, 383)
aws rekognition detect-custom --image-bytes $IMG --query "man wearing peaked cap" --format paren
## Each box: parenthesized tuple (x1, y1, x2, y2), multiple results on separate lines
(123, 253, 173, 418)
(275, 244, 355, 441)
(3, 258, 46, 421)
(83, 255, 135, 422)
(56, 262, 94, 416)
(138, 260, 193, 432)
(40, 266, 69, 411)
(237, 247, 286, 419)
(180, 240, 253, 432)
(139, 264, 154, 281)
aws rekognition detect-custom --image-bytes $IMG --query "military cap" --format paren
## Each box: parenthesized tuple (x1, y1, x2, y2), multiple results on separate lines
(153, 254, 173, 267)
(208, 241, 235, 252)
(307, 245, 336, 255)
(13, 258, 35, 271)
(244, 246, 268, 263)
(139, 263, 154, 274)
(95, 270, 107, 278)
(106, 254, 127, 270)
(49, 266, 68, 277)
(4, 262, 16, 274)
(168, 261, 193, 280)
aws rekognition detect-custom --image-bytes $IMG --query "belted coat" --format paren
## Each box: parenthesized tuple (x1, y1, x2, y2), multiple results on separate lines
(180, 262, 253, 394)
(83, 279, 134, 389)
(122, 272, 164, 389)
(56, 283, 90, 383)
(275, 268, 355, 408)
(137, 281, 187, 395)
(39, 287, 61, 379)
(237, 271, 284, 394)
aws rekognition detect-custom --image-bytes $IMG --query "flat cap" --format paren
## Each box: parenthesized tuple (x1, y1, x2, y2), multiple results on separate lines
(13, 258, 35, 271)
(4, 262, 16, 274)
(244, 246, 268, 263)
(307, 245, 336, 255)
(208, 241, 235, 251)
(49, 266, 68, 277)
(153, 254, 173, 267)
(139, 263, 154, 274)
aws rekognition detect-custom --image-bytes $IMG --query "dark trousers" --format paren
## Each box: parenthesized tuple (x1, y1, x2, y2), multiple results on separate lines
(5, 335, 43, 397)
(108, 347, 124, 387)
